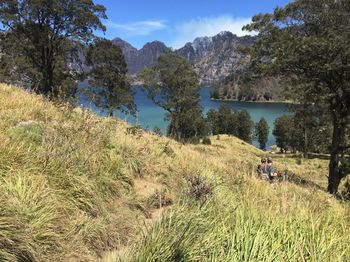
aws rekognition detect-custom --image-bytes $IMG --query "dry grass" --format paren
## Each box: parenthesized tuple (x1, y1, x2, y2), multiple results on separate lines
(0, 83, 349, 261)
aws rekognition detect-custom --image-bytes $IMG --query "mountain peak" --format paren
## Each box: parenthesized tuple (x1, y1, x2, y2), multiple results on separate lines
(111, 39, 168, 74)
(112, 38, 137, 52)
(142, 40, 168, 50)
(112, 33, 254, 82)
(218, 31, 235, 37)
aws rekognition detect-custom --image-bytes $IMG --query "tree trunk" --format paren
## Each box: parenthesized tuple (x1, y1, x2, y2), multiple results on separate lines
(304, 123, 308, 158)
(40, 45, 55, 96)
(327, 120, 346, 194)
(108, 91, 114, 117)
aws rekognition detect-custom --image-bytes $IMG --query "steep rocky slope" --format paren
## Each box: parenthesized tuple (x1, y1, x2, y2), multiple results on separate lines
(175, 31, 254, 84)
(112, 38, 169, 75)
(112, 32, 254, 84)
(213, 75, 284, 101)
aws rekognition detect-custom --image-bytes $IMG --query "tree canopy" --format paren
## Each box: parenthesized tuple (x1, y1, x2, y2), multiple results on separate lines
(206, 104, 254, 144)
(86, 38, 136, 117)
(140, 52, 207, 142)
(255, 117, 269, 150)
(0, 0, 106, 97)
(244, 0, 350, 194)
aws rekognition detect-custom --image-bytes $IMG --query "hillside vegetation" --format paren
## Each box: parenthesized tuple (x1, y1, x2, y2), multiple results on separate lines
(0, 83, 349, 261)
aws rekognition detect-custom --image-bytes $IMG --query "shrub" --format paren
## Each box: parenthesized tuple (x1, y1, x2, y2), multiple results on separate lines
(126, 125, 143, 136)
(153, 126, 163, 137)
(186, 174, 214, 205)
(296, 157, 303, 165)
(202, 137, 212, 145)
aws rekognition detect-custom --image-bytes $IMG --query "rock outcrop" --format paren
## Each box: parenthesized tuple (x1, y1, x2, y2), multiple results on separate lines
(112, 38, 169, 75)
(112, 31, 254, 84)
(175, 31, 254, 84)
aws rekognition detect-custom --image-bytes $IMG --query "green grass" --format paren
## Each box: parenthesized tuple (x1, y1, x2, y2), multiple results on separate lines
(121, 180, 349, 261)
(0, 83, 349, 261)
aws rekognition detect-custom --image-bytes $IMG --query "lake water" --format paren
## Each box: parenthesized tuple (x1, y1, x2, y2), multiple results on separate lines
(78, 85, 291, 148)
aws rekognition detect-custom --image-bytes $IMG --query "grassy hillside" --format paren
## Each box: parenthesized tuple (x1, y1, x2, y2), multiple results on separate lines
(0, 83, 349, 261)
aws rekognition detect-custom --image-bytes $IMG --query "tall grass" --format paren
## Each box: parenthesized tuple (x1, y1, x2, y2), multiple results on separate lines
(120, 180, 350, 261)
(0, 84, 151, 260)
(0, 83, 349, 261)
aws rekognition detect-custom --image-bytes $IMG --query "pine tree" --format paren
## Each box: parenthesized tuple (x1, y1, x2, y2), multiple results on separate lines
(237, 110, 254, 143)
(255, 117, 269, 150)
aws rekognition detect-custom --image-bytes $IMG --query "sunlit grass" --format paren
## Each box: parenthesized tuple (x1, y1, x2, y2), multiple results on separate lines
(0, 83, 349, 261)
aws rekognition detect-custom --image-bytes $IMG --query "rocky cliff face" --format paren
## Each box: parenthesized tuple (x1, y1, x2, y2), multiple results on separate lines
(112, 38, 169, 75)
(176, 32, 254, 84)
(213, 75, 284, 102)
(112, 32, 254, 84)
(68, 33, 281, 101)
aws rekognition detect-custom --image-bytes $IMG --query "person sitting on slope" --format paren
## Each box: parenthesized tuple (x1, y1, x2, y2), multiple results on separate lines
(266, 157, 278, 182)
(257, 158, 270, 181)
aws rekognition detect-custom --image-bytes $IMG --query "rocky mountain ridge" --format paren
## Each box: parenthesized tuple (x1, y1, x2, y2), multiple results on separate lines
(107, 32, 282, 101)
(175, 32, 254, 83)
(112, 31, 254, 84)
(112, 38, 168, 75)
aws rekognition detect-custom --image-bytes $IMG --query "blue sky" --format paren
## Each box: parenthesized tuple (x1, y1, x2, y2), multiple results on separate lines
(94, 0, 291, 49)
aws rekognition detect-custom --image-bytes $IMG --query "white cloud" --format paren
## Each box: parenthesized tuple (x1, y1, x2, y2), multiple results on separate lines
(106, 20, 167, 36)
(171, 15, 253, 49)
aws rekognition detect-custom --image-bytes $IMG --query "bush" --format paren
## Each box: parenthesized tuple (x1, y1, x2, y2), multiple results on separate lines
(202, 137, 211, 145)
(296, 157, 303, 165)
(126, 125, 143, 136)
(153, 126, 163, 137)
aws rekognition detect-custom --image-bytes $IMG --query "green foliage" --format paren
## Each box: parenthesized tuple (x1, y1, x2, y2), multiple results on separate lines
(273, 108, 332, 154)
(202, 137, 212, 145)
(0, 0, 106, 97)
(206, 108, 220, 135)
(218, 104, 238, 135)
(273, 115, 294, 152)
(140, 52, 207, 142)
(294, 105, 332, 154)
(167, 107, 209, 143)
(255, 117, 269, 150)
(236, 110, 254, 143)
(244, 0, 350, 193)
(207, 105, 253, 143)
(86, 38, 136, 117)
(207, 104, 238, 136)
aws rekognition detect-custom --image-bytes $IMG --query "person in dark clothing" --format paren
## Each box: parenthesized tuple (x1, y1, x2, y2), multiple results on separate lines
(266, 157, 278, 181)
(257, 158, 270, 181)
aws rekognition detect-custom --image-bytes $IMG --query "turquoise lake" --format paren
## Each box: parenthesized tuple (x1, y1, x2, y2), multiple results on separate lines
(78, 86, 291, 148)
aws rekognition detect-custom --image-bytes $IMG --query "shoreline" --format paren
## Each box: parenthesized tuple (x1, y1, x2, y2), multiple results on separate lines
(210, 98, 297, 105)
